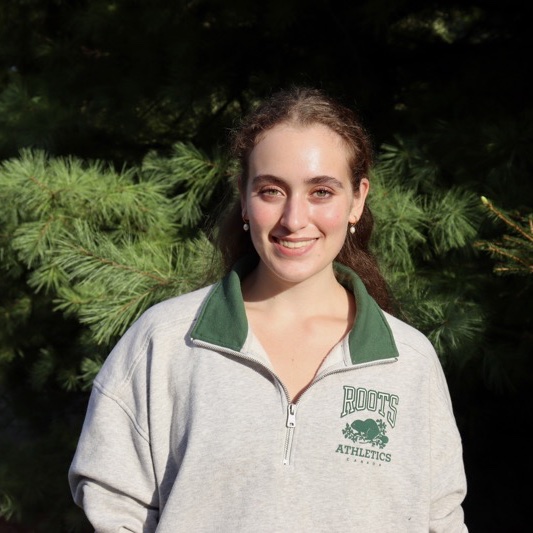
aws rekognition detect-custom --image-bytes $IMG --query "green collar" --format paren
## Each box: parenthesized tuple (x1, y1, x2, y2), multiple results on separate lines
(190, 258, 399, 364)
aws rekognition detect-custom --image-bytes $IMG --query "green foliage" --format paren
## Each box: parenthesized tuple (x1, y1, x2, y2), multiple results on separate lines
(53, 229, 214, 345)
(0, 0, 531, 530)
(0, 146, 227, 347)
(475, 197, 533, 276)
(0, 144, 228, 530)
(1, 118, 530, 532)
(369, 142, 485, 366)
(142, 142, 231, 227)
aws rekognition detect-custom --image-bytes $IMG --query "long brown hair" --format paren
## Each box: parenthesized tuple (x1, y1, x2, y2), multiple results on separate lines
(215, 86, 393, 313)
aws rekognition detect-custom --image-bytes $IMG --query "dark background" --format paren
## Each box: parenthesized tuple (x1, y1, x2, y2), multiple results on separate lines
(1, 1, 532, 531)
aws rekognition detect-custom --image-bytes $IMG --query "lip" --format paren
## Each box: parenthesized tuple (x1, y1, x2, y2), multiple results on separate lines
(277, 238, 316, 249)
(272, 236, 318, 255)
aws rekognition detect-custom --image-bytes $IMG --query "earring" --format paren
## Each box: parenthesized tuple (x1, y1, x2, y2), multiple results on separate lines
(349, 216, 358, 234)
(242, 209, 249, 231)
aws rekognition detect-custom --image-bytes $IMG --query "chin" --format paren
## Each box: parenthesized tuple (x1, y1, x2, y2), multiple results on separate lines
(268, 261, 331, 285)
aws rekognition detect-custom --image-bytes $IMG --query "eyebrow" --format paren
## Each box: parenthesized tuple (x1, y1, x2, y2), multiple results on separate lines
(251, 174, 346, 189)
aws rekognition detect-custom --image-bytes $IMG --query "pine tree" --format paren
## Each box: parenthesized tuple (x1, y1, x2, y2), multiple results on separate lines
(0, 145, 229, 530)
(370, 138, 487, 367)
(0, 141, 484, 529)
(1, 0, 532, 530)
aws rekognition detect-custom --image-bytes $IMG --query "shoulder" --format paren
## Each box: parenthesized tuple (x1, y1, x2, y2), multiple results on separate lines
(94, 284, 214, 390)
(382, 312, 454, 400)
(124, 283, 216, 344)
(383, 311, 437, 360)
(137, 284, 213, 331)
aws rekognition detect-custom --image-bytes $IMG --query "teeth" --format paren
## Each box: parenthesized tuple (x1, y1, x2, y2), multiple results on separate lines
(278, 239, 314, 249)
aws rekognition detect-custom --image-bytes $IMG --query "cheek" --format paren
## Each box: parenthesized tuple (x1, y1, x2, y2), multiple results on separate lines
(313, 207, 349, 230)
(248, 202, 277, 230)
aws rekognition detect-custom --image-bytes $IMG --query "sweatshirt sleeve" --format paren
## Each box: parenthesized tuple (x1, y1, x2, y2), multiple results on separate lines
(428, 354, 469, 533)
(69, 383, 159, 532)
(68, 313, 162, 533)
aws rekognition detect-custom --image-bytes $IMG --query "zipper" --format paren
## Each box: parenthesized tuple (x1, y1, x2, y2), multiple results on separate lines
(191, 337, 293, 398)
(191, 338, 266, 367)
(286, 403, 296, 427)
(280, 358, 398, 466)
(283, 403, 297, 465)
(191, 337, 397, 467)
(192, 337, 299, 465)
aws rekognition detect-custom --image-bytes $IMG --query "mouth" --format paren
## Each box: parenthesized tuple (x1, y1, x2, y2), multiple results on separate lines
(275, 238, 317, 249)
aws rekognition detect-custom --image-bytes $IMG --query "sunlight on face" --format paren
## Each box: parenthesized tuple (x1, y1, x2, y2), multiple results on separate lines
(242, 123, 368, 287)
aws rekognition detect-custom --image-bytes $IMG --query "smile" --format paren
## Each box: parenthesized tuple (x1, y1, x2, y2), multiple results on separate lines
(277, 239, 317, 249)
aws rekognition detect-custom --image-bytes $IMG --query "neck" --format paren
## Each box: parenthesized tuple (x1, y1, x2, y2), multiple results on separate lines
(242, 262, 347, 314)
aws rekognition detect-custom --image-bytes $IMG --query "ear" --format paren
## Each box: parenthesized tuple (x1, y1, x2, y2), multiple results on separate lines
(349, 178, 370, 224)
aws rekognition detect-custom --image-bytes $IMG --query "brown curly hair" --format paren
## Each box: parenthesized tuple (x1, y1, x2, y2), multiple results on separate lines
(215, 86, 393, 313)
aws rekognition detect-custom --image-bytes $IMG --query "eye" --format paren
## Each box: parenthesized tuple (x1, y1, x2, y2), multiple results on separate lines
(313, 188, 333, 198)
(260, 187, 283, 197)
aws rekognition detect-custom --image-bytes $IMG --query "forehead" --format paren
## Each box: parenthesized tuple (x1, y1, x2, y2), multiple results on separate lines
(249, 123, 351, 174)
(254, 122, 347, 150)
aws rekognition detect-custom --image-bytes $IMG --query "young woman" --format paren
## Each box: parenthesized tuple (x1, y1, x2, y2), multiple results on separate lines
(69, 87, 468, 532)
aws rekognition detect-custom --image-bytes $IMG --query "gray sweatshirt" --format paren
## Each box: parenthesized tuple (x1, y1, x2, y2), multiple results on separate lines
(69, 262, 468, 532)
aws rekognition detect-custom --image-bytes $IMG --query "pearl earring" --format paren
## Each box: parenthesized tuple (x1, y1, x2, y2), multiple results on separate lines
(349, 216, 358, 234)
(242, 209, 249, 231)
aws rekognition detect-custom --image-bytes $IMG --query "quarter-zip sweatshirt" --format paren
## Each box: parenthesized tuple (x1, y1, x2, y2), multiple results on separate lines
(69, 260, 468, 532)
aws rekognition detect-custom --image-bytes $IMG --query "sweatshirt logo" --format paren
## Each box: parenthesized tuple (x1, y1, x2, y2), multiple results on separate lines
(335, 386, 397, 464)
(340, 386, 398, 428)
(342, 418, 389, 448)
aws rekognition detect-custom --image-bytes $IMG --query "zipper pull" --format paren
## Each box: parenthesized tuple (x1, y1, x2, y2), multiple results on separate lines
(286, 403, 296, 428)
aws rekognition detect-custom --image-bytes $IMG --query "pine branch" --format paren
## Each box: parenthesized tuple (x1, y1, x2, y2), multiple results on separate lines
(141, 142, 230, 226)
(475, 197, 533, 276)
(1, 146, 226, 352)
(387, 271, 485, 366)
(377, 136, 440, 187)
(481, 243, 532, 271)
(50, 224, 215, 345)
(480, 196, 533, 244)
(368, 168, 426, 273)
(425, 188, 480, 254)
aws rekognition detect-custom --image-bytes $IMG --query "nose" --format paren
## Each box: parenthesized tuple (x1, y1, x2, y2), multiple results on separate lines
(280, 194, 309, 232)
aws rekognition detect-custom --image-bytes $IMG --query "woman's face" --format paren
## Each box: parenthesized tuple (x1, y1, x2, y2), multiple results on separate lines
(241, 123, 369, 287)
